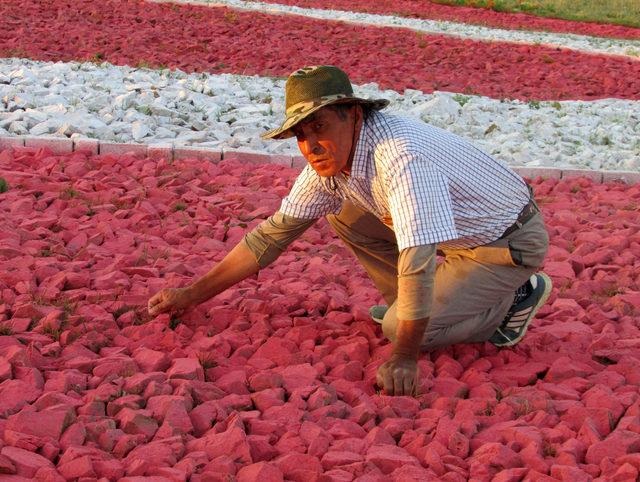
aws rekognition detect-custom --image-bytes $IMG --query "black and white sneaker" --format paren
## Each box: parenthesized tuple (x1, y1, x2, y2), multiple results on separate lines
(489, 272, 552, 347)
(369, 305, 388, 325)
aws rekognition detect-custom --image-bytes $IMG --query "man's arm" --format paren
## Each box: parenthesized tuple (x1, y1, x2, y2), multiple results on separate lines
(148, 241, 259, 316)
(377, 244, 436, 396)
(244, 211, 317, 269)
(148, 212, 316, 316)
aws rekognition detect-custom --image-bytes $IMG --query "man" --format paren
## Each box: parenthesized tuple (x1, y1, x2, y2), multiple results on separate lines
(148, 65, 551, 397)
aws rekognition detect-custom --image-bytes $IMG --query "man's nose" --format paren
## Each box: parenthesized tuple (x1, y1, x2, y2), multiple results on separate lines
(306, 135, 324, 156)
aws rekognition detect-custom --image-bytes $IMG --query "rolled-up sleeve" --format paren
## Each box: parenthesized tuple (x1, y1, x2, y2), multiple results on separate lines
(242, 211, 317, 269)
(396, 244, 437, 320)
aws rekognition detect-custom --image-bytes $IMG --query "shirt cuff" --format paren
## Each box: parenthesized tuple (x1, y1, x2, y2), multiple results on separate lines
(242, 211, 317, 269)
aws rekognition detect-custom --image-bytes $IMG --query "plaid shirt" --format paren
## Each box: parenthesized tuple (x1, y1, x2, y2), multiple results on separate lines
(280, 111, 530, 251)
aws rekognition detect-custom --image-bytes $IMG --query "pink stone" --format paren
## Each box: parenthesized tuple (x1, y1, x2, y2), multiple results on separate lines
(201, 426, 252, 464)
(57, 455, 95, 479)
(365, 444, 420, 474)
(7, 318, 31, 333)
(0, 453, 16, 474)
(117, 408, 159, 440)
(1, 446, 54, 478)
(274, 453, 322, 479)
(543, 261, 575, 280)
(200, 455, 236, 476)
(0, 379, 42, 416)
(307, 385, 338, 411)
(247, 435, 279, 463)
(0, 357, 12, 382)
(167, 358, 204, 381)
(156, 401, 194, 436)
(279, 363, 318, 392)
(6, 407, 75, 441)
(364, 427, 396, 447)
(123, 372, 166, 394)
(92, 270, 131, 290)
(236, 462, 284, 482)
(124, 438, 184, 468)
(145, 395, 193, 420)
(216, 370, 249, 395)
(34, 466, 66, 482)
(469, 442, 521, 470)
(248, 371, 283, 391)
(251, 338, 298, 366)
(585, 430, 640, 465)
(189, 401, 222, 437)
(44, 370, 88, 392)
(251, 388, 285, 413)
(448, 431, 470, 458)
(432, 377, 469, 398)
(611, 462, 639, 481)
(545, 356, 595, 382)
(379, 418, 413, 441)
(320, 451, 363, 471)
(60, 423, 86, 451)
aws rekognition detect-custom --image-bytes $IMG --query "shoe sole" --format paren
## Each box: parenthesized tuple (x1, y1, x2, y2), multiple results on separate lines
(493, 272, 553, 347)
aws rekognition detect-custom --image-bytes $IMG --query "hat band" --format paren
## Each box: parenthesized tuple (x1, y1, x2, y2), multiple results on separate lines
(285, 94, 354, 117)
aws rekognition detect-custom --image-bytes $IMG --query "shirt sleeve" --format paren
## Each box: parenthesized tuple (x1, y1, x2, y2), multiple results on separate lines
(242, 211, 317, 269)
(279, 164, 342, 219)
(396, 244, 437, 321)
(385, 154, 458, 250)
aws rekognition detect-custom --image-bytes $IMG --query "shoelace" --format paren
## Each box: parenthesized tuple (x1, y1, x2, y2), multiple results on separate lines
(500, 279, 533, 329)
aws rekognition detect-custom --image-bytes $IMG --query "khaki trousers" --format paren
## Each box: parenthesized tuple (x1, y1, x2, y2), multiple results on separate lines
(326, 201, 549, 351)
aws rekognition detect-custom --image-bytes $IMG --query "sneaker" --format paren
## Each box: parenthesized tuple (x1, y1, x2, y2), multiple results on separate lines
(489, 272, 552, 347)
(369, 305, 388, 325)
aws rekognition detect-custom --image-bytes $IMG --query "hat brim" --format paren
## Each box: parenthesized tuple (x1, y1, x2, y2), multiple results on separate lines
(261, 97, 389, 141)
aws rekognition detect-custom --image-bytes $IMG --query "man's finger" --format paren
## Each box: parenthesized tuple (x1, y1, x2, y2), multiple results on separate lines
(148, 292, 163, 309)
(376, 370, 384, 389)
(149, 300, 168, 316)
(392, 371, 405, 396)
(403, 373, 414, 397)
(383, 369, 394, 395)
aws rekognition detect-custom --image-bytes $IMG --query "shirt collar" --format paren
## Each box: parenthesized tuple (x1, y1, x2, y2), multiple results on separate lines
(349, 111, 375, 179)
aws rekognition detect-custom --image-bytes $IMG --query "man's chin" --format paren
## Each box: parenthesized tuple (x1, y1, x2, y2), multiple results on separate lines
(310, 164, 339, 178)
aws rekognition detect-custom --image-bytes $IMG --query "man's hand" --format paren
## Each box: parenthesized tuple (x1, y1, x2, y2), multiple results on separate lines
(148, 287, 193, 317)
(376, 354, 419, 396)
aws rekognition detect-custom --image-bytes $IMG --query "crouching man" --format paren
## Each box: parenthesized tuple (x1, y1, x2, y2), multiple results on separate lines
(148, 66, 551, 397)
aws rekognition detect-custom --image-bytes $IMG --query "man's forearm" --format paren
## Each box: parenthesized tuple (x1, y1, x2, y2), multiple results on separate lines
(393, 317, 429, 359)
(186, 241, 260, 305)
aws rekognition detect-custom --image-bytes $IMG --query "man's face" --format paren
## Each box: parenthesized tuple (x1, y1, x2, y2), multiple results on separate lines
(292, 105, 360, 177)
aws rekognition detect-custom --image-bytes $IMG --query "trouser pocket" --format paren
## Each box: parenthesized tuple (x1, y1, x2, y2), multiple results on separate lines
(440, 239, 517, 267)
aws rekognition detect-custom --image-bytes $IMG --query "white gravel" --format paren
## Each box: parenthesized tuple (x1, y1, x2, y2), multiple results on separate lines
(1, 58, 639, 171)
(149, 0, 640, 59)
